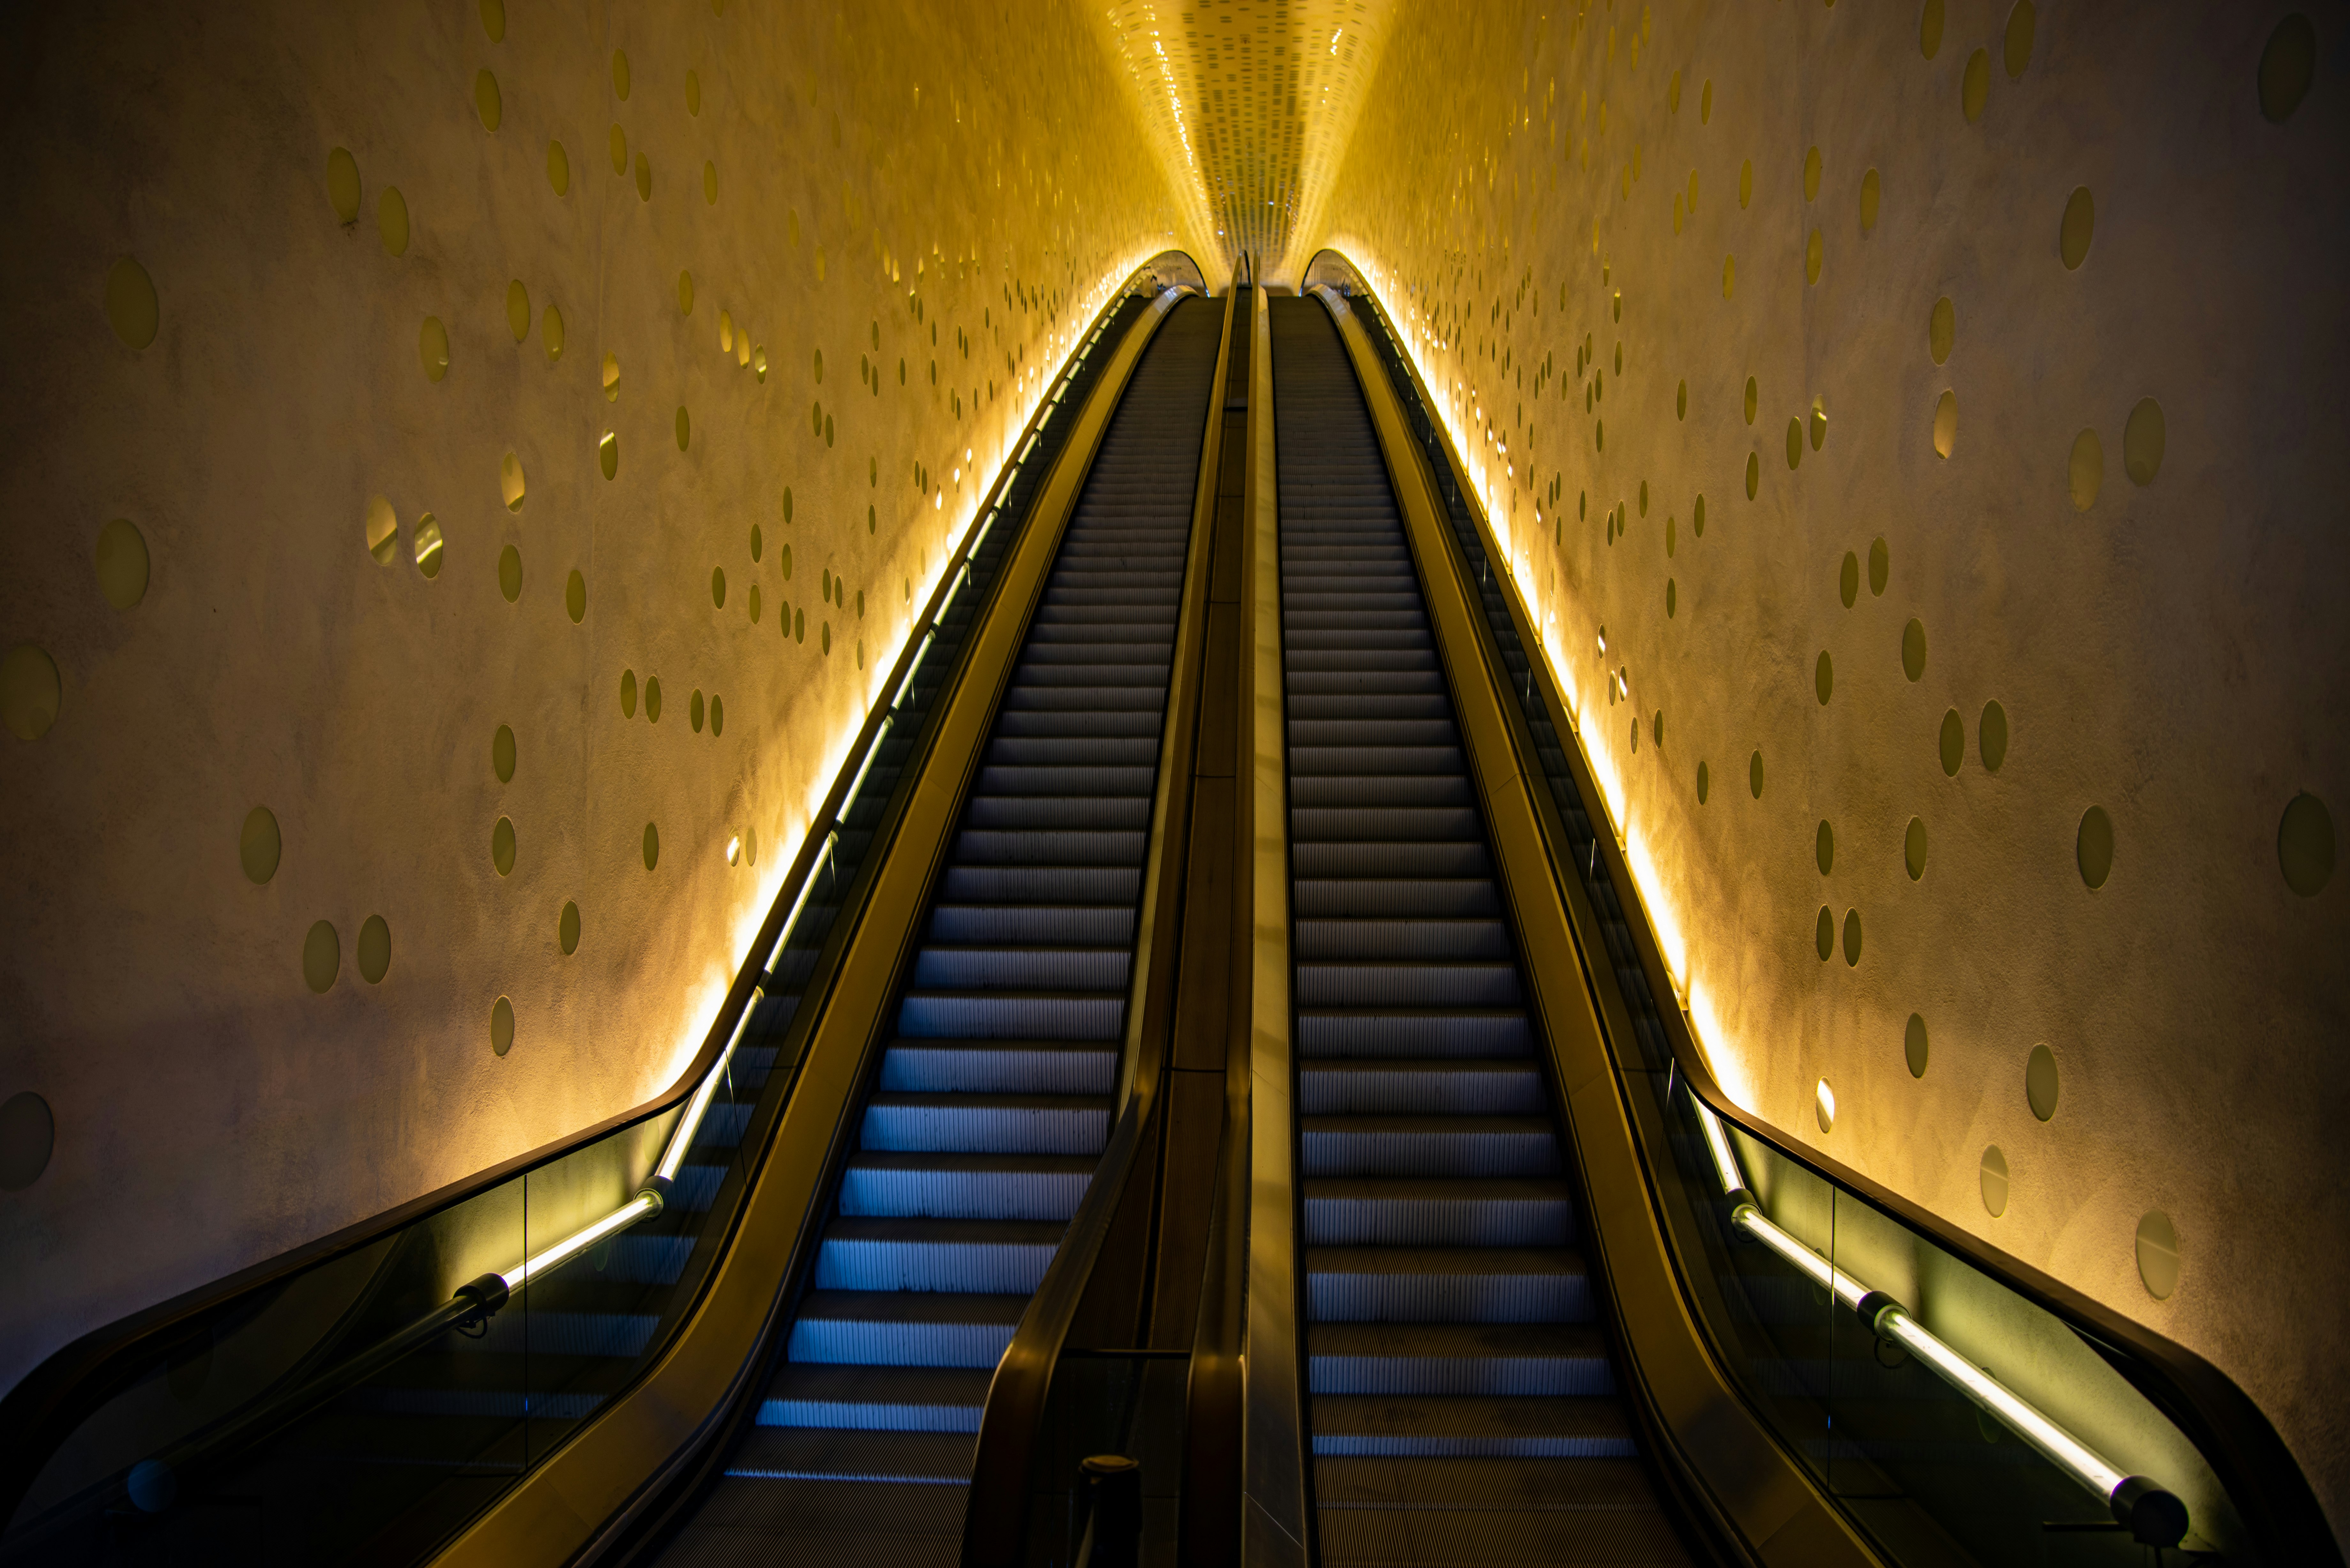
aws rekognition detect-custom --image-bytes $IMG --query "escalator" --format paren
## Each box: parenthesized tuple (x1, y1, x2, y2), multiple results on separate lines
(644, 297, 1223, 1565)
(1269, 298, 1694, 1566)
(0, 275, 1224, 1568)
(4, 267, 2321, 1568)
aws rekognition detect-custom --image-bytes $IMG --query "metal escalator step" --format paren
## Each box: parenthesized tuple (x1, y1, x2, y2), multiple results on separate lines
(1313, 1453, 1670, 1511)
(1295, 1009, 1534, 1058)
(925, 899, 1138, 944)
(892, 990, 1126, 1041)
(757, 1365, 991, 1432)
(1295, 918, 1512, 962)
(878, 1040, 1118, 1095)
(1285, 648, 1443, 672)
(725, 1427, 974, 1484)
(970, 763, 1155, 795)
(859, 1092, 1113, 1153)
(999, 684, 1171, 713)
(1009, 649, 1171, 675)
(933, 863, 1142, 904)
(1282, 612, 1431, 635)
(1300, 1060, 1544, 1116)
(945, 828, 1148, 866)
(957, 795, 1150, 831)
(1028, 605, 1178, 627)
(1291, 745, 1467, 775)
(813, 1217, 1068, 1294)
(785, 1290, 1028, 1368)
(1283, 597, 1427, 618)
(1308, 1395, 1635, 1459)
(982, 735, 1159, 766)
(909, 944, 1133, 992)
(1301, 1117, 1562, 1179)
(1291, 775, 1475, 809)
(1303, 846, 1509, 892)
(990, 710, 1165, 737)
(1308, 1323, 1613, 1397)
(1289, 719, 1460, 748)
(1288, 694, 1454, 721)
(839, 1153, 1095, 1220)
(1294, 960, 1520, 1008)
(1306, 1247, 1593, 1324)
(1304, 1179, 1575, 1247)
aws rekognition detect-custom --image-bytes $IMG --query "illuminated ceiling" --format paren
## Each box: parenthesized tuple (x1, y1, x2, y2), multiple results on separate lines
(1090, 0, 1398, 284)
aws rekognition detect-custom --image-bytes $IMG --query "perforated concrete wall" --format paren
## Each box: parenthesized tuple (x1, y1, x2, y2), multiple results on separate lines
(0, 0, 1202, 1398)
(1314, 0, 2346, 1533)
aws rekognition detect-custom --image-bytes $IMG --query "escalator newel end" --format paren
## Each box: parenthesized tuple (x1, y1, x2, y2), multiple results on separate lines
(1723, 1187, 1761, 1235)
(1852, 1288, 1907, 1341)
(454, 1271, 512, 1333)
(2111, 1475, 2189, 1547)
(1079, 1453, 1141, 1568)
(637, 1172, 676, 1215)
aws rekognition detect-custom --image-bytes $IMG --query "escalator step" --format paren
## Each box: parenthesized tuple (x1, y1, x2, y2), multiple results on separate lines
(1299, 1059, 1545, 1115)
(838, 1153, 1094, 1221)
(1306, 1247, 1594, 1324)
(1303, 1178, 1576, 1247)
(876, 1041, 1119, 1095)
(725, 1427, 973, 1485)
(1318, 1484, 1687, 1568)
(1309, 1324, 1612, 1397)
(1308, 1395, 1634, 1458)
(785, 1291, 1028, 1369)
(756, 1365, 991, 1432)
(1300, 1117, 1563, 1178)
(812, 1218, 1069, 1293)
(859, 1093, 1113, 1153)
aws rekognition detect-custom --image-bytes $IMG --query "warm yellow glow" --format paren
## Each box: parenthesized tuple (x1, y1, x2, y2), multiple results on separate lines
(663, 254, 1175, 1120)
(1625, 831, 1686, 1000)
(1322, 244, 1748, 1121)
(1688, 986, 1755, 1112)
(504, 1191, 659, 1288)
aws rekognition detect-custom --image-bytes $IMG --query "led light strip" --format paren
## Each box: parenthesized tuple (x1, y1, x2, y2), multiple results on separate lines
(1691, 1097, 2190, 1547)
(479, 283, 1170, 1307)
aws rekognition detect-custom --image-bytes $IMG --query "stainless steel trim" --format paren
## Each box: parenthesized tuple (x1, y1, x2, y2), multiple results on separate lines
(1239, 279, 1308, 1567)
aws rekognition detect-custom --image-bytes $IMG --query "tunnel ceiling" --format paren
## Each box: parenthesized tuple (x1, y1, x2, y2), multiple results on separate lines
(1088, 0, 1396, 282)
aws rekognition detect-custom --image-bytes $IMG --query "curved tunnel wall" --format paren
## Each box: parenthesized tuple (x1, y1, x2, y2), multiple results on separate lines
(0, 0, 1206, 1400)
(1312, 0, 2346, 1529)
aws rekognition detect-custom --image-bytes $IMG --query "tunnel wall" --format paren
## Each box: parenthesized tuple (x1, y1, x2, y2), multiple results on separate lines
(1313, 0, 2347, 1531)
(0, 0, 1203, 1398)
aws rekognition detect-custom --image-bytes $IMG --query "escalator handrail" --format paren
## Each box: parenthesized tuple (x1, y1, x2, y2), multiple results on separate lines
(960, 266, 1244, 1567)
(1318, 269, 2343, 1568)
(0, 256, 1191, 1537)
